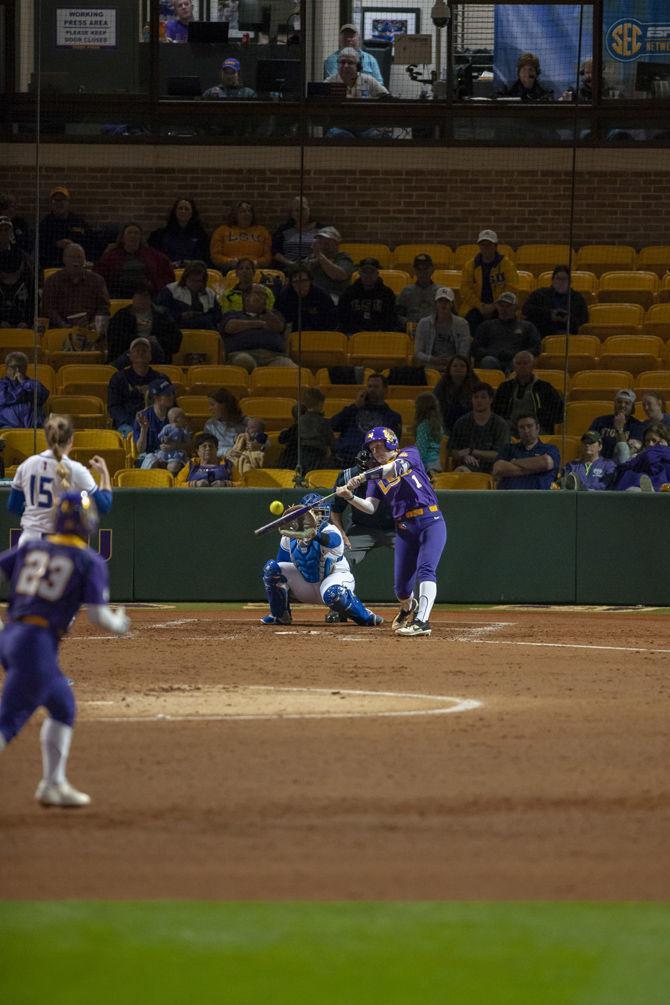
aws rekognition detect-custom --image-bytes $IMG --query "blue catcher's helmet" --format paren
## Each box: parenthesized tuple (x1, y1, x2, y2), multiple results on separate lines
(300, 492, 332, 525)
(55, 491, 99, 540)
(365, 426, 399, 451)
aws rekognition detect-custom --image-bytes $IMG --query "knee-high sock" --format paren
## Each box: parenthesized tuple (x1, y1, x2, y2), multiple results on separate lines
(417, 581, 437, 622)
(40, 718, 73, 785)
(0, 733, 6, 752)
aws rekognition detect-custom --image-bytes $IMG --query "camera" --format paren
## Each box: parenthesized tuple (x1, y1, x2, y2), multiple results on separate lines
(431, 1, 450, 29)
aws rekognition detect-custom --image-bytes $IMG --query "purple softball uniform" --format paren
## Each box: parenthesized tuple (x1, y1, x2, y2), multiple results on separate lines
(366, 445, 447, 599)
(0, 539, 109, 743)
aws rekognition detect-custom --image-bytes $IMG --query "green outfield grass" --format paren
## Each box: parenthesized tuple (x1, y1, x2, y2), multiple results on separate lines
(1, 902, 668, 1004)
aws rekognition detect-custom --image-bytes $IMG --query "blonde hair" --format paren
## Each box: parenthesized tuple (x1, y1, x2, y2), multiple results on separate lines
(45, 413, 75, 487)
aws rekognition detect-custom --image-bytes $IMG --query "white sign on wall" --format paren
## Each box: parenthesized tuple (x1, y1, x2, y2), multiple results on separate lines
(56, 8, 117, 48)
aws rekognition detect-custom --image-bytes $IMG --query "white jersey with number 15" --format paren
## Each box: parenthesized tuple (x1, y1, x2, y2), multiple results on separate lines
(11, 450, 98, 536)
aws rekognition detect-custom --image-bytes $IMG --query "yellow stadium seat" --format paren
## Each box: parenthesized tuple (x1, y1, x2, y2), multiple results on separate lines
(541, 435, 582, 468)
(580, 303, 645, 339)
(114, 468, 175, 488)
(0, 429, 48, 467)
(532, 369, 570, 396)
(569, 370, 633, 401)
(515, 244, 574, 276)
(222, 268, 285, 290)
(42, 329, 105, 369)
(339, 243, 392, 268)
(207, 269, 226, 295)
(322, 398, 351, 419)
(432, 471, 493, 490)
(28, 363, 57, 394)
(643, 304, 670, 339)
(473, 368, 506, 389)
(249, 366, 314, 398)
(575, 244, 637, 276)
(453, 243, 515, 268)
(516, 271, 536, 292)
(432, 269, 463, 291)
(72, 429, 123, 450)
(43, 268, 59, 281)
(598, 335, 663, 375)
(601, 334, 663, 356)
(123, 431, 137, 464)
(636, 371, 670, 393)
(68, 446, 127, 476)
(392, 244, 453, 272)
(288, 331, 348, 369)
(597, 271, 659, 310)
(561, 401, 613, 437)
(660, 274, 670, 304)
(57, 363, 117, 401)
(536, 270, 598, 304)
(155, 364, 188, 392)
(348, 332, 411, 369)
(47, 395, 107, 428)
(242, 468, 299, 488)
(238, 396, 296, 431)
(109, 299, 131, 317)
(305, 469, 341, 489)
(172, 329, 222, 366)
(538, 335, 600, 373)
(186, 364, 249, 397)
(386, 398, 416, 432)
(0, 330, 42, 362)
(637, 245, 670, 277)
(178, 395, 212, 415)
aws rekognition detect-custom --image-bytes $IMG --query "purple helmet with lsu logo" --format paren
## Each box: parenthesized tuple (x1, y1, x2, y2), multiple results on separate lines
(365, 426, 399, 451)
(55, 490, 99, 540)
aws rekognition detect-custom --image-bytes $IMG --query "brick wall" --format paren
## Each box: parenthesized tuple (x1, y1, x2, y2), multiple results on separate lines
(2, 146, 669, 249)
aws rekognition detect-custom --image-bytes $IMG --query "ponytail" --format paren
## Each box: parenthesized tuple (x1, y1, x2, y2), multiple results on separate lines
(45, 413, 75, 488)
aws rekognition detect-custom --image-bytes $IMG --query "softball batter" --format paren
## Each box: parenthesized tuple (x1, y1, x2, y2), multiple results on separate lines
(336, 426, 446, 637)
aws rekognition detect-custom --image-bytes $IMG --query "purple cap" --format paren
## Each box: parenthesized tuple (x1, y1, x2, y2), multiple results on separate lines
(222, 57, 241, 72)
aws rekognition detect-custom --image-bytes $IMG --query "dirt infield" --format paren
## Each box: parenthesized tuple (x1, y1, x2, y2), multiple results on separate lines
(1, 606, 668, 900)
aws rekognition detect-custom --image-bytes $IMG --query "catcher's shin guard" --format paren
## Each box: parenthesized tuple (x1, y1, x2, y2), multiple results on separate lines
(323, 585, 381, 627)
(262, 560, 291, 622)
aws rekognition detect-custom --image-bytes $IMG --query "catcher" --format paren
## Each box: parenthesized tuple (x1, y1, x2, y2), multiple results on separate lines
(260, 492, 383, 627)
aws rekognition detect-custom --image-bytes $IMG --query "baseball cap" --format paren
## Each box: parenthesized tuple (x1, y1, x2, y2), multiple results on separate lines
(340, 23, 358, 33)
(477, 229, 498, 244)
(359, 257, 381, 269)
(50, 186, 70, 199)
(496, 291, 517, 305)
(316, 226, 341, 241)
(149, 378, 175, 399)
(581, 430, 602, 444)
(615, 388, 636, 404)
(221, 57, 241, 72)
(414, 252, 433, 266)
(129, 337, 151, 352)
(434, 286, 455, 302)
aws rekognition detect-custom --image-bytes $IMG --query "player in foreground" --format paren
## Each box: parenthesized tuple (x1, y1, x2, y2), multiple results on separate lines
(260, 492, 383, 627)
(0, 491, 130, 807)
(8, 413, 112, 545)
(336, 427, 447, 637)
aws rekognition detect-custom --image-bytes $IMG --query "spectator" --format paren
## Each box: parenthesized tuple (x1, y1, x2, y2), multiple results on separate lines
(95, 222, 175, 298)
(272, 196, 321, 267)
(156, 260, 222, 332)
(177, 432, 233, 487)
(589, 388, 645, 460)
(323, 23, 384, 85)
(414, 287, 471, 369)
(325, 49, 389, 140)
(0, 194, 31, 254)
(338, 258, 400, 334)
(202, 57, 256, 99)
(0, 352, 49, 428)
(0, 244, 34, 328)
(613, 423, 670, 492)
(42, 242, 110, 328)
(226, 418, 269, 476)
(203, 387, 246, 459)
(448, 382, 510, 474)
(396, 253, 439, 326)
(220, 283, 294, 371)
(153, 406, 191, 475)
(218, 257, 277, 313)
(473, 292, 541, 372)
(134, 378, 176, 468)
(278, 388, 334, 473)
(459, 229, 519, 335)
(307, 227, 354, 302)
(330, 372, 402, 466)
(522, 265, 589, 339)
(493, 350, 564, 435)
(492, 413, 560, 489)
(414, 392, 444, 472)
(498, 52, 554, 102)
(275, 264, 337, 332)
(107, 282, 182, 364)
(107, 337, 169, 435)
(165, 0, 193, 43)
(38, 186, 87, 271)
(0, 216, 32, 278)
(560, 57, 593, 103)
(210, 201, 271, 270)
(148, 197, 210, 266)
(640, 391, 670, 431)
(562, 430, 617, 490)
(433, 354, 478, 433)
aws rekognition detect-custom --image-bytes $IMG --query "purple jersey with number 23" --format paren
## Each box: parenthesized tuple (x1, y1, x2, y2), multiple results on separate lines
(366, 446, 438, 520)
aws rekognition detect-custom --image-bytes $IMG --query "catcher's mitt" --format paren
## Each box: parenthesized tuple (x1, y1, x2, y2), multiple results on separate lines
(281, 505, 319, 541)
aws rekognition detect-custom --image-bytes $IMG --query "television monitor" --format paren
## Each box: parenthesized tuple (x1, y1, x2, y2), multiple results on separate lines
(238, 1, 271, 33)
(256, 58, 301, 96)
(635, 61, 670, 95)
(187, 21, 229, 44)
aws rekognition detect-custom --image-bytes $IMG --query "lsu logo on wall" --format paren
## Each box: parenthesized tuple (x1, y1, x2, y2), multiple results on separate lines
(8, 528, 113, 561)
(606, 18, 670, 61)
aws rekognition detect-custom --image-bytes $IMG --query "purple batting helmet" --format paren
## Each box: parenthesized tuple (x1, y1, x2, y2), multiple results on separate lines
(55, 490, 99, 539)
(365, 426, 399, 451)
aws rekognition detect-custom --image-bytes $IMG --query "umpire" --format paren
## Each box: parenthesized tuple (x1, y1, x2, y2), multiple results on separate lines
(326, 446, 395, 623)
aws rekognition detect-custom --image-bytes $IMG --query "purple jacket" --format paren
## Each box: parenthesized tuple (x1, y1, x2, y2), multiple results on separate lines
(0, 377, 49, 428)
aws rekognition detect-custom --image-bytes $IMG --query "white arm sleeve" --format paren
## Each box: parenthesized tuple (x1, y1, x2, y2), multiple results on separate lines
(347, 495, 378, 515)
(87, 604, 130, 636)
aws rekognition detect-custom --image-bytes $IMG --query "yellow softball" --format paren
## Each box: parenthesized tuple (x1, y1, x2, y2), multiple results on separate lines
(269, 500, 285, 516)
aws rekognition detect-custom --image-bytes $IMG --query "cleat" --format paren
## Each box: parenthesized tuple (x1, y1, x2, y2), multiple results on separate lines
(366, 614, 384, 627)
(392, 598, 419, 632)
(36, 780, 91, 807)
(563, 472, 579, 491)
(397, 619, 432, 637)
(260, 613, 292, 625)
(325, 610, 348, 624)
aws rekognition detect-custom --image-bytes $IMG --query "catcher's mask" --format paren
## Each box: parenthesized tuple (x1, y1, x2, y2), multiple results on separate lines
(281, 505, 320, 542)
